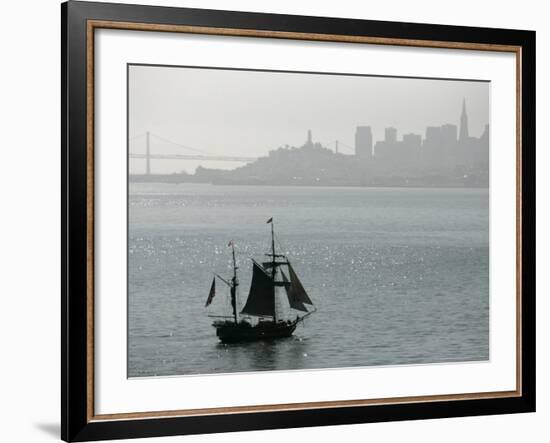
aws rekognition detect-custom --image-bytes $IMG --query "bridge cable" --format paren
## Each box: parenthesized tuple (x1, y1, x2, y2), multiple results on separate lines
(149, 133, 213, 156)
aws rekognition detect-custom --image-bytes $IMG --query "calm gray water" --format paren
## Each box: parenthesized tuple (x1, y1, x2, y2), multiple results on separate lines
(128, 183, 489, 377)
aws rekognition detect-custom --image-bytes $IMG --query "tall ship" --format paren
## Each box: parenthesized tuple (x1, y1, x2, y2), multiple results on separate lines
(205, 218, 316, 343)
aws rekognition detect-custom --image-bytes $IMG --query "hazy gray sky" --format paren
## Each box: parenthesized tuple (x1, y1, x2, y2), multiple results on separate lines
(129, 64, 489, 174)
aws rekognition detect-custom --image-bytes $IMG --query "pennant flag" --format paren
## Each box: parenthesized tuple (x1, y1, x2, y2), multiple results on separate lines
(205, 277, 216, 307)
(266, 217, 273, 224)
(227, 240, 234, 247)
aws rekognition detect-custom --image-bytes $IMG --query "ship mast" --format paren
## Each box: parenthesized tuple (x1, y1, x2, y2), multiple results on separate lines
(268, 218, 278, 323)
(230, 241, 239, 324)
(271, 220, 276, 270)
(241, 219, 315, 323)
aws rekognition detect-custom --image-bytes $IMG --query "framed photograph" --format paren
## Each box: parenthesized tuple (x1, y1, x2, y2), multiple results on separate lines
(61, 1, 535, 441)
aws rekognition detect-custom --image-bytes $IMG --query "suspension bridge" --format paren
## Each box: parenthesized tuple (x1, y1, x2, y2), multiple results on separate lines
(129, 132, 258, 175)
(129, 131, 353, 175)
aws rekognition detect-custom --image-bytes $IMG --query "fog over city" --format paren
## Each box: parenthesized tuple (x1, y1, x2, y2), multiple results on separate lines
(129, 64, 489, 178)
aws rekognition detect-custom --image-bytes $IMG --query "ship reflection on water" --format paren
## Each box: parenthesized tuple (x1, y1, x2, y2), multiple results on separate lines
(214, 335, 309, 373)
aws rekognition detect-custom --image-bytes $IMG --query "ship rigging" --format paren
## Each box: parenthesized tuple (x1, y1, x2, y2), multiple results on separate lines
(205, 218, 316, 343)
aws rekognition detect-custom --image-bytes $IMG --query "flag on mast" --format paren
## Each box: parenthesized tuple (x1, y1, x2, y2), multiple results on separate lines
(266, 217, 273, 224)
(205, 277, 216, 307)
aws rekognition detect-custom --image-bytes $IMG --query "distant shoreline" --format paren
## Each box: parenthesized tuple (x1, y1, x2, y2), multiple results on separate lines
(128, 175, 489, 189)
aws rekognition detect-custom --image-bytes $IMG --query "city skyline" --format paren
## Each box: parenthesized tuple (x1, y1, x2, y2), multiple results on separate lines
(131, 96, 488, 188)
(352, 97, 488, 176)
(129, 64, 489, 175)
(130, 96, 488, 184)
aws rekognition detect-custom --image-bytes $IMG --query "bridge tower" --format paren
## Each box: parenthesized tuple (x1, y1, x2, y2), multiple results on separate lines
(145, 131, 151, 175)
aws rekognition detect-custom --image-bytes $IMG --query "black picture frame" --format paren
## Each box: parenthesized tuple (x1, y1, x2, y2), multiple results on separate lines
(61, 1, 536, 441)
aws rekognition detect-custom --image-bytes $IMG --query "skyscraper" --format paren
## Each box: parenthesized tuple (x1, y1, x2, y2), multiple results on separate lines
(385, 127, 397, 144)
(459, 98, 469, 142)
(355, 126, 373, 159)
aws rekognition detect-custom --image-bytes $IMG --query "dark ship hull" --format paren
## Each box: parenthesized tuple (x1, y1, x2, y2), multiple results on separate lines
(214, 318, 299, 343)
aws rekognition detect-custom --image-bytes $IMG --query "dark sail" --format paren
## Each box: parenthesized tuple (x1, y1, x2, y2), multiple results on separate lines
(241, 261, 275, 317)
(205, 277, 216, 307)
(281, 270, 308, 312)
(288, 263, 313, 307)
